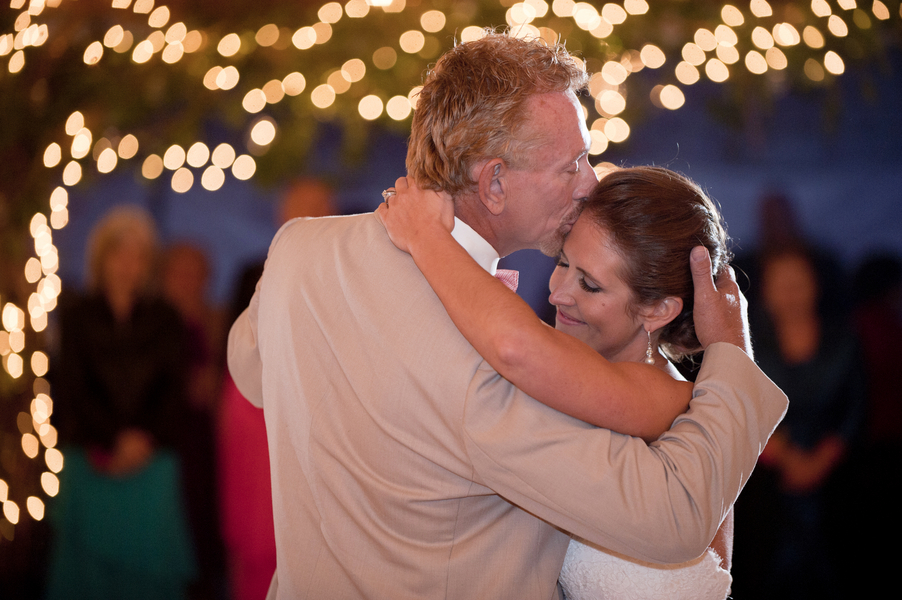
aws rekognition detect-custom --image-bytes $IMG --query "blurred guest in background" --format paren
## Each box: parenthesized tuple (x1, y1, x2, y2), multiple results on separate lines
(275, 176, 337, 224)
(48, 205, 196, 600)
(161, 242, 224, 407)
(733, 192, 845, 316)
(217, 263, 271, 600)
(161, 241, 226, 599)
(846, 253, 902, 593)
(852, 253, 902, 453)
(748, 245, 865, 600)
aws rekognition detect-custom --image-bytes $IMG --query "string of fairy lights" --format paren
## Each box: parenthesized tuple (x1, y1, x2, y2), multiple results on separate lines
(1, 0, 900, 536)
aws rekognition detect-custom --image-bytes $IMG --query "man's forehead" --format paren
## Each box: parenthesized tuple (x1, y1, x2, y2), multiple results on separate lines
(524, 93, 590, 160)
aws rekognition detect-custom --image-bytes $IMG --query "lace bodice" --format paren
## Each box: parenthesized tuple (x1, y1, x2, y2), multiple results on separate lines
(559, 537, 731, 600)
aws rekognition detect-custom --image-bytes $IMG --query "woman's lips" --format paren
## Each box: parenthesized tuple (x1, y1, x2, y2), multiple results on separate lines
(555, 308, 584, 327)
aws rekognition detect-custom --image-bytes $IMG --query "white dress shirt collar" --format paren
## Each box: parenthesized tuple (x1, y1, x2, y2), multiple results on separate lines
(451, 217, 500, 275)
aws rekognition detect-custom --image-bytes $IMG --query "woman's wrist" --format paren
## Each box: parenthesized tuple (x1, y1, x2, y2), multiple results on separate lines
(406, 219, 453, 258)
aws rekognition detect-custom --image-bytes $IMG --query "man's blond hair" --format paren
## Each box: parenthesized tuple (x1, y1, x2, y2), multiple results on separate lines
(406, 31, 588, 197)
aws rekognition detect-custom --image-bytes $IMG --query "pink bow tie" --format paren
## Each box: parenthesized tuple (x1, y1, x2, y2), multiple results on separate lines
(495, 269, 519, 293)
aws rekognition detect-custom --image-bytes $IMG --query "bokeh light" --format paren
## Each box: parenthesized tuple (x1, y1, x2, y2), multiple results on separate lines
(358, 94, 384, 120)
(250, 119, 277, 146)
(142, 154, 164, 179)
(163, 144, 186, 170)
(721, 4, 744, 26)
(187, 142, 210, 168)
(43, 143, 61, 168)
(640, 44, 665, 69)
(171, 167, 194, 193)
(386, 95, 412, 120)
(232, 155, 257, 180)
(283, 72, 306, 96)
(211, 143, 236, 168)
(202, 166, 225, 191)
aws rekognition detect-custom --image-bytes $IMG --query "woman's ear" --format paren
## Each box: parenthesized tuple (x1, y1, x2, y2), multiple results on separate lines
(477, 158, 508, 216)
(641, 296, 683, 333)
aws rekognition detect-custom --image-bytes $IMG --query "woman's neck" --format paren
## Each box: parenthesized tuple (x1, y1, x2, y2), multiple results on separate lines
(774, 313, 820, 364)
(105, 288, 137, 323)
(621, 342, 685, 382)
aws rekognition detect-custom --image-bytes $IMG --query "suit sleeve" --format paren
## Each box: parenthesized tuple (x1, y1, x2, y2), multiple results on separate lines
(462, 342, 787, 564)
(227, 219, 308, 407)
(227, 291, 264, 408)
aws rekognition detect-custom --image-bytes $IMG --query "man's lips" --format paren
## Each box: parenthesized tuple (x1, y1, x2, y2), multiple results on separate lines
(556, 308, 584, 327)
(561, 214, 579, 233)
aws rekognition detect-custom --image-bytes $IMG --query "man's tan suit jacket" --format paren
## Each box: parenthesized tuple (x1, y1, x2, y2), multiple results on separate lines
(228, 213, 787, 599)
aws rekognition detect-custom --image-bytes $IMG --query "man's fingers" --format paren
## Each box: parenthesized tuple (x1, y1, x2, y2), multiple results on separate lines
(690, 246, 716, 294)
(714, 266, 740, 295)
(716, 265, 738, 285)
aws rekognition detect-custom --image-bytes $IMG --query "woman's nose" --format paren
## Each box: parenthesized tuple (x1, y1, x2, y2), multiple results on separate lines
(548, 274, 574, 307)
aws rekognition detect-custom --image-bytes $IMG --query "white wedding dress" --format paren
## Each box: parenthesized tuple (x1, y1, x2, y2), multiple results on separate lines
(559, 537, 732, 600)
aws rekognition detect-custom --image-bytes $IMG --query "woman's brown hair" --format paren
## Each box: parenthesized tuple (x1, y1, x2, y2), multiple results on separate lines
(583, 166, 732, 359)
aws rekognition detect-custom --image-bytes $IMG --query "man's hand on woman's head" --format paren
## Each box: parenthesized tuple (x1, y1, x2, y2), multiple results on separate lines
(690, 246, 752, 357)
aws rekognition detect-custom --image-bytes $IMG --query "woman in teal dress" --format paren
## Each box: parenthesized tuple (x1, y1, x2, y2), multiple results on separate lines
(47, 206, 196, 600)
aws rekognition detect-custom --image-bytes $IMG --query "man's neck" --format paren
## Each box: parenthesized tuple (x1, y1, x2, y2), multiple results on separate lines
(450, 217, 500, 274)
(455, 196, 508, 257)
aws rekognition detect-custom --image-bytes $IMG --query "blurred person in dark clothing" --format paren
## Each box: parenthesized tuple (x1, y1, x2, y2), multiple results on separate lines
(162, 241, 227, 600)
(747, 246, 865, 600)
(48, 205, 196, 600)
(842, 253, 902, 594)
(852, 254, 902, 448)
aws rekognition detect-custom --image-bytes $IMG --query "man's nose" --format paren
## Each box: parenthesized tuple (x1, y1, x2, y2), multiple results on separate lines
(574, 163, 598, 201)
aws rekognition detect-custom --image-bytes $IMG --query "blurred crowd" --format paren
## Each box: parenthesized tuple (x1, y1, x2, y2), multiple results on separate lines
(40, 178, 335, 600)
(29, 185, 902, 600)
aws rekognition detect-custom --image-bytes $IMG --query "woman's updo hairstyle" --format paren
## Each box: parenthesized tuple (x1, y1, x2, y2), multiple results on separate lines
(582, 166, 732, 360)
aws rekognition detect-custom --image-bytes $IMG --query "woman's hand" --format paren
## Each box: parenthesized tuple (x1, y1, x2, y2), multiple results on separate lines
(106, 428, 155, 476)
(376, 177, 454, 254)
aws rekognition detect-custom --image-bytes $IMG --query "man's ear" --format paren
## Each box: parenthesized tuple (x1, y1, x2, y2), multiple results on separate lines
(477, 158, 508, 216)
(641, 296, 683, 333)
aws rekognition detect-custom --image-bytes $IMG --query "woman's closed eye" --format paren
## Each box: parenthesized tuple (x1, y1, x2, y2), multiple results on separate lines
(578, 277, 601, 293)
(557, 257, 602, 294)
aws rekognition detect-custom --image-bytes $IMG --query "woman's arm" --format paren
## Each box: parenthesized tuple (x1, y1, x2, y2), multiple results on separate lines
(377, 179, 691, 441)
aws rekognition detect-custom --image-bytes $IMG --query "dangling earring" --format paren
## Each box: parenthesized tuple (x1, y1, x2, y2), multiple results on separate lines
(644, 329, 656, 365)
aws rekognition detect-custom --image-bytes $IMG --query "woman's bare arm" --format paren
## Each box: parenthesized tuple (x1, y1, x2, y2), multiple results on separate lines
(377, 179, 691, 441)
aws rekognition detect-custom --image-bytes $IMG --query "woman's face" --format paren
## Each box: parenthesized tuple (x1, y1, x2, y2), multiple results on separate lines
(762, 253, 819, 318)
(548, 216, 647, 363)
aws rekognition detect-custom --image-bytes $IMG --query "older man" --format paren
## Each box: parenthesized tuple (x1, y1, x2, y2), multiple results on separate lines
(228, 33, 786, 599)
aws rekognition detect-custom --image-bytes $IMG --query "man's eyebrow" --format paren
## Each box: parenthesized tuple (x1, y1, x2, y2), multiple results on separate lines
(559, 148, 588, 170)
